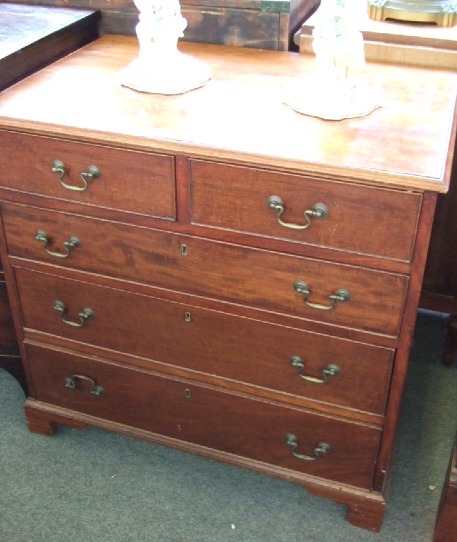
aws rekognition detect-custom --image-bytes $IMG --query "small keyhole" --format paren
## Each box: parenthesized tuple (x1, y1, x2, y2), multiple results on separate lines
(184, 389, 191, 399)
(184, 311, 192, 322)
(180, 244, 188, 256)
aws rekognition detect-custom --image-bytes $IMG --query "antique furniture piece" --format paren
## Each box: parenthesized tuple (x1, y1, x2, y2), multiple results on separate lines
(0, 36, 455, 532)
(6, 0, 320, 50)
(0, 2, 99, 393)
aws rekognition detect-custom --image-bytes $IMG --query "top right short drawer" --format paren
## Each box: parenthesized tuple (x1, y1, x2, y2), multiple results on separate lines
(189, 161, 422, 262)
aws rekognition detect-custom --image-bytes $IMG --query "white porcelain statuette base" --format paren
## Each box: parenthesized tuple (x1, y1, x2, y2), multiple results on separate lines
(121, 0, 210, 95)
(284, 81, 381, 121)
(121, 50, 211, 95)
(284, 0, 381, 120)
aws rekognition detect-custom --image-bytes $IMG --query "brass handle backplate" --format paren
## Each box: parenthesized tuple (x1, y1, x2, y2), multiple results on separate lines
(54, 300, 94, 327)
(290, 356, 341, 384)
(294, 281, 350, 311)
(65, 374, 104, 396)
(52, 159, 100, 192)
(285, 433, 330, 462)
(267, 195, 328, 231)
(36, 230, 81, 259)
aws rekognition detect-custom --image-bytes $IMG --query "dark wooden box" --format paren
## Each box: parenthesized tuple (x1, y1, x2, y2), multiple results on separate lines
(4, 0, 320, 51)
(178, 0, 321, 50)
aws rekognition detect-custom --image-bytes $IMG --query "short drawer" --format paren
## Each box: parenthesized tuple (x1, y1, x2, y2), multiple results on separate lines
(190, 161, 422, 262)
(3, 203, 409, 335)
(0, 131, 176, 220)
(15, 267, 394, 415)
(26, 342, 382, 489)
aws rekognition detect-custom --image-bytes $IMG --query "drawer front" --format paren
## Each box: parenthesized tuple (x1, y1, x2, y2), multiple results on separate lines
(0, 131, 176, 220)
(15, 267, 394, 415)
(3, 203, 408, 335)
(190, 161, 422, 261)
(26, 343, 382, 489)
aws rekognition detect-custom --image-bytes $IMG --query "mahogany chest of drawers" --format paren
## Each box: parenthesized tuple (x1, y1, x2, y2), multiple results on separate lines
(0, 36, 455, 532)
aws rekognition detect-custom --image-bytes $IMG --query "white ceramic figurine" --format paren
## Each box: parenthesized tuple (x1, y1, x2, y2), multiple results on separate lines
(134, 0, 187, 58)
(121, 0, 210, 94)
(284, 0, 381, 120)
(312, 0, 365, 95)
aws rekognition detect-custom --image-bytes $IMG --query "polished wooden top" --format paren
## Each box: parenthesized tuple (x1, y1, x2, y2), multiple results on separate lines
(0, 35, 455, 192)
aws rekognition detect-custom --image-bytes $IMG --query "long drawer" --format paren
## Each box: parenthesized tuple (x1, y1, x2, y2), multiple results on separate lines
(26, 342, 382, 489)
(0, 131, 176, 220)
(15, 267, 394, 415)
(3, 203, 409, 336)
(189, 160, 422, 262)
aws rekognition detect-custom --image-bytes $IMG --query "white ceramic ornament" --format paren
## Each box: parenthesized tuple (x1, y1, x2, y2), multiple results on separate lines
(121, 0, 210, 94)
(284, 0, 381, 120)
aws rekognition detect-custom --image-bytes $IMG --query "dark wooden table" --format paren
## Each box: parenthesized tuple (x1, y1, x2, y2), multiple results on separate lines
(0, 2, 99, 90)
